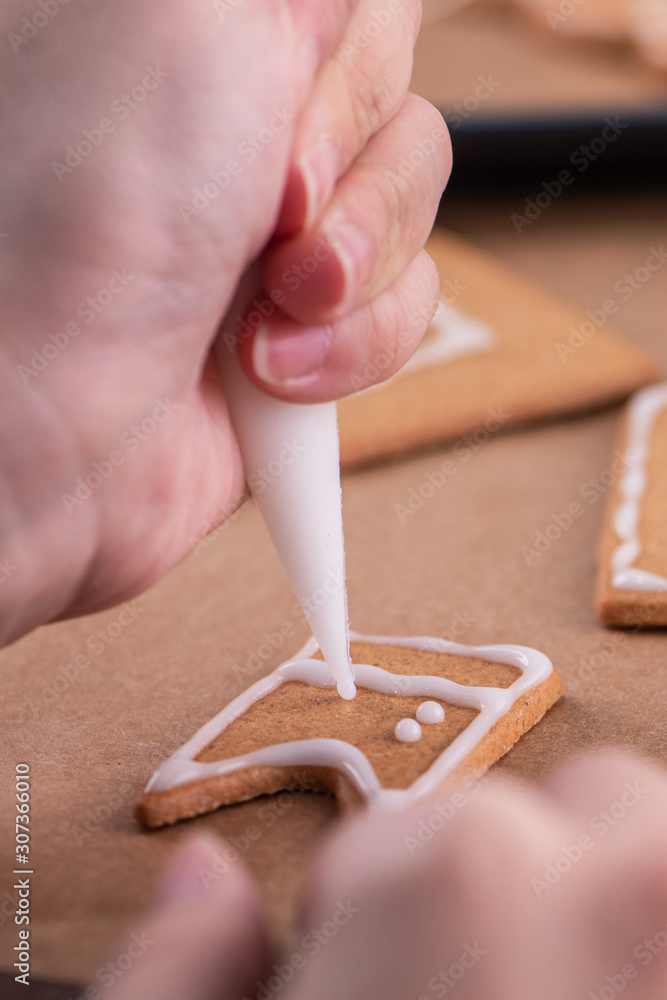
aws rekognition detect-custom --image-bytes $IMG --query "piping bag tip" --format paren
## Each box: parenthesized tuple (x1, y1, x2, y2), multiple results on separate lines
(337, 678, 357, 701)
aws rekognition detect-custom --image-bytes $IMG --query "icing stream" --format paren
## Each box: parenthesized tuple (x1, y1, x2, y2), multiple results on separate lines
(145, 632, 553, 809)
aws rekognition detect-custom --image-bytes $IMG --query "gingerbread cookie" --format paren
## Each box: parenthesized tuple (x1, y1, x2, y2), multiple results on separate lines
(337, 231, 659, 468)
(136, 633, 563, 828)
(595, 382, 667, 627)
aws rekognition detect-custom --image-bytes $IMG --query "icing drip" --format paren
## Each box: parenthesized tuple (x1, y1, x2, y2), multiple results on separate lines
(611, 382, 667, 592)
(144, 631, 553, 809)
(395, 719, 422, 743)
(416, 701, 446, 724)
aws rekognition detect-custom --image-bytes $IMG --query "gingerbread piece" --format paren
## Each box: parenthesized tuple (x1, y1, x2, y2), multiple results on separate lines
(337, 231, 659, 468)
(136, 633, 563, 828)
(596, 382, 667, 627)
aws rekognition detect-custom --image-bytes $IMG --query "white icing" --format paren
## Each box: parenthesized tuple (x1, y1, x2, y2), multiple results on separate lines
(416, 701, 446, 725)
(395, 718, 422, 743)
(145, 631, 553, 809)
(402, 301, 495, 373)
(216, 341, 356, 699)
(360, 301, 494, 395)
(611, 382, 667, 592)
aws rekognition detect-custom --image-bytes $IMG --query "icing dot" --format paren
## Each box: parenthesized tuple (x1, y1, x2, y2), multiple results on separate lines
(395, 718, 422, 743)
(416, 701, 445, 725)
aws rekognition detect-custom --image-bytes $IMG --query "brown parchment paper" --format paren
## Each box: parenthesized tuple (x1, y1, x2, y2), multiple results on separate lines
(2, 11, 667, 987)
(2, 194, 667, 983)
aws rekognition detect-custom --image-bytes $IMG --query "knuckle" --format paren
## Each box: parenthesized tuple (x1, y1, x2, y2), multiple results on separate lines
(348, 59, 410, 140)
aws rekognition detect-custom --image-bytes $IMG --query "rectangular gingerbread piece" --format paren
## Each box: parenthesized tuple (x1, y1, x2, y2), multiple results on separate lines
(337, 230, 660, 468)
(136, 638, 563, 829)
(595, 382, 667, 626)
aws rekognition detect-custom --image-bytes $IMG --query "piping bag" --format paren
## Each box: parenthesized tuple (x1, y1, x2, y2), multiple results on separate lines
(215, 276, 357, 700)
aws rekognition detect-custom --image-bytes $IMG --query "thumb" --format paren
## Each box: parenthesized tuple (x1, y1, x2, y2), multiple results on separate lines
(105, 834, 270, 1000)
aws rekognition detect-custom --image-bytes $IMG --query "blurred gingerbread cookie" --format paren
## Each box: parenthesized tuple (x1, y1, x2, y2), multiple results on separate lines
(512, 0, 667, 69)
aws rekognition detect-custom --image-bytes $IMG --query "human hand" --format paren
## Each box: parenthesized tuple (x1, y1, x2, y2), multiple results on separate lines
(103, 753, 667, 1000)
(0, 0, 449, 644)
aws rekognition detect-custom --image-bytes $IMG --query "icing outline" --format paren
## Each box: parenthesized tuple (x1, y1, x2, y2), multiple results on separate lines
(611, 382, 667, 592)
(144, 632, 553, 809)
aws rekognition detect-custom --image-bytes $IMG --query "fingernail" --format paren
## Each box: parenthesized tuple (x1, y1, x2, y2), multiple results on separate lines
(301, 142, 339, 226)
(253, 324, 331, 384)
(151, 834, 232, 910)
(329, 221, 374, 309)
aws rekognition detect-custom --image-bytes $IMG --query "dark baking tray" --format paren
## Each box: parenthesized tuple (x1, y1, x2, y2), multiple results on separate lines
(442, 108, 667, 193)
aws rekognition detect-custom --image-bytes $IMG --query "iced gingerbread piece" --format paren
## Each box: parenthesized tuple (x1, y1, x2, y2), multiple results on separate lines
(136, 634, 563, 828)
(596, 382, 667, 627)
(337, 231, 659, 468)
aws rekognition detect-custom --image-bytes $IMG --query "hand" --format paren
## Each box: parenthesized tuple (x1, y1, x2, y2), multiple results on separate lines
(103, 753, 667, 1000)
(0, 0, 450, 644)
